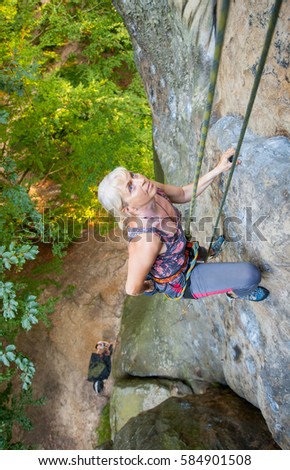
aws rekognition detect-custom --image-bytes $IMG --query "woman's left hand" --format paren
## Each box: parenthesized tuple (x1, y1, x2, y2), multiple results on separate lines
(217, 147, 241, 173)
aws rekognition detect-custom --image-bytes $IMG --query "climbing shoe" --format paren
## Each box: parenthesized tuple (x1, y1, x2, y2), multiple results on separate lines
(208, 235, 227, 259)
(93, 380, 104, 394)
(226, 286, 270, 302)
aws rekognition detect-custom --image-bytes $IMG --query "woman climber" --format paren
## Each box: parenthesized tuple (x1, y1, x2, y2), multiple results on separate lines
(98, 148, 269, 302)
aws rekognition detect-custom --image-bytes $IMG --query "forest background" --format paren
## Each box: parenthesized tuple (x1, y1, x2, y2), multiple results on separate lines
(0, 0, 153, 449)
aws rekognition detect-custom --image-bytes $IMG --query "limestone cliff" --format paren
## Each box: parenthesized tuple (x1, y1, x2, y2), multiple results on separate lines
(111, 0, 290, 449)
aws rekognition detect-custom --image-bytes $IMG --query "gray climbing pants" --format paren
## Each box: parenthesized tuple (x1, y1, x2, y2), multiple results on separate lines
(183, 262, 261, 299)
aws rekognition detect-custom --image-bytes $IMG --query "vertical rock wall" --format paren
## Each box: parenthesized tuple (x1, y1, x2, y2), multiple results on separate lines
(215, 0, 290, 137)
(114, 0, 216, 184)
(113, 0, 290, 449)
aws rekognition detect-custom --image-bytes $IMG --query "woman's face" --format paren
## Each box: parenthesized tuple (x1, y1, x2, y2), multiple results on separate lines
(121, 171, 157, 213)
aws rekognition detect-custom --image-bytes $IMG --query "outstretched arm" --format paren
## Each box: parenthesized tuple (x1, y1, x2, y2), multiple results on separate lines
(154, 147, 238, 204)
(125, 233, 162, 296)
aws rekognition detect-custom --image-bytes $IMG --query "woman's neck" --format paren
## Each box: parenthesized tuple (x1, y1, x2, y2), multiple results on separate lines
(137, 195, 175, 220)
(127, 195, 178, 234)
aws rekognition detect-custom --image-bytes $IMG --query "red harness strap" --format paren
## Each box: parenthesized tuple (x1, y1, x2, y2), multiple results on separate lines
(150, 243, 193, 285)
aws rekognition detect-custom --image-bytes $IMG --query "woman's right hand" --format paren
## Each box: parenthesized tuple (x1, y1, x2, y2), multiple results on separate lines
(217, 147, 241, 173)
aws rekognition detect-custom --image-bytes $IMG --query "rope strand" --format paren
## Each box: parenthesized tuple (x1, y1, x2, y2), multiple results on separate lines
(206, 0, 283, 260)
(185, 0, 230, 240)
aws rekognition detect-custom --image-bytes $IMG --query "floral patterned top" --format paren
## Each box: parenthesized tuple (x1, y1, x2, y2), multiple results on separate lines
(127, 189, 189, 298)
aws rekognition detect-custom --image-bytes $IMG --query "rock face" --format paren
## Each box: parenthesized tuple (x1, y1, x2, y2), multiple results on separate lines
(114, 0, 289, 185)
(112, 0, 290, 450)
(111, 388, 280, 450)
(114, 0, 216, 185)
(215, 0, 289, 137)
(110, 377, 192, 437)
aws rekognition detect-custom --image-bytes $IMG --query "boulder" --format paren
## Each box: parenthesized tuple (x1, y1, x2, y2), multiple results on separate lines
(110, 378, 192, 437)
(111, 388, 280, 450)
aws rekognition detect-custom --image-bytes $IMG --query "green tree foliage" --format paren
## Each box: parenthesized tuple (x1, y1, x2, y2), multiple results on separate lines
(0, 0, 153, 448)
(0, 157, 55, 448)
(1, 0, 152, 222)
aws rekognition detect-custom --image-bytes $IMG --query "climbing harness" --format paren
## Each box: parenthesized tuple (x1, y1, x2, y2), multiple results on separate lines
(151, 242, 192, 285)
(151, 240, 199, 301)
(164, 241, 199, 301)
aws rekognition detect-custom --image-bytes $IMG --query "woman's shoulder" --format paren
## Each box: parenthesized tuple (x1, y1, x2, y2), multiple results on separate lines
(127, 216, 163, 244)
(127, 223, 161, 237)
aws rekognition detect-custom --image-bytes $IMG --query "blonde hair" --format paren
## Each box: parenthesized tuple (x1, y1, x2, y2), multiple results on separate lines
(98, 167, 129, 229)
